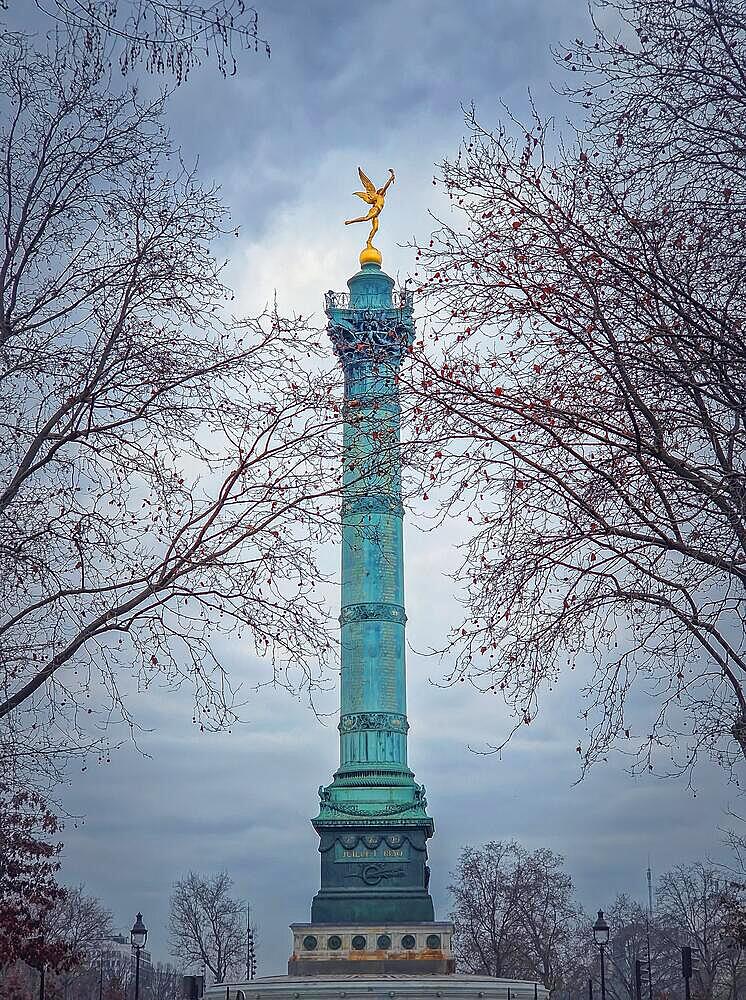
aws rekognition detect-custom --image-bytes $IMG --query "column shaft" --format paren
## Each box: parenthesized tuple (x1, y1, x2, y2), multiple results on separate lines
(339, 355, 408, 771)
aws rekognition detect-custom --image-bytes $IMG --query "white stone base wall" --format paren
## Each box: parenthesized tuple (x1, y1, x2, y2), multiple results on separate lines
(290, 922, 454, 964)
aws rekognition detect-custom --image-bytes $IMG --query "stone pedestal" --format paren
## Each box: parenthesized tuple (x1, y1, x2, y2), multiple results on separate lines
(288, 923, 455, 976)
(310, 827, 434, 925)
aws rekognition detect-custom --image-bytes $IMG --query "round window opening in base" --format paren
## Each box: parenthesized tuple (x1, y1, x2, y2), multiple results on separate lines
(377, 934, 392, 950)
(351, 935, 367, 951)
(302, 935, 318, 951)
(327, 935, 342, 951)
(426, 934, 442, 949)
(401, 934, 416, 950)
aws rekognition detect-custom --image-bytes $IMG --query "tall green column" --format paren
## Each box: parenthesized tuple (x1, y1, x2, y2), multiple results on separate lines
(338, 266, 408, 773)
(310, 260, 434, 925)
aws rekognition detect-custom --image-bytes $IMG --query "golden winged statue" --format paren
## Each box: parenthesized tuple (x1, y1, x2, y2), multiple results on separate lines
(345, 166, 395, 265)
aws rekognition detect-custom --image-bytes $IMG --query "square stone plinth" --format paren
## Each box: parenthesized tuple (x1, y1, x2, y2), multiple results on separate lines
(288, 923, 455, 976)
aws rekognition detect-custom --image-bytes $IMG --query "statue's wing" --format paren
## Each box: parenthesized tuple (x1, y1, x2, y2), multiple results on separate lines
(353, 190, 373, 203)
(357, 167, 377, 198)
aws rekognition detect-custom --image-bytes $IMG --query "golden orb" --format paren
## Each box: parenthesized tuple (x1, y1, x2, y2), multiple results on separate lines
(360, 245, 382, 266)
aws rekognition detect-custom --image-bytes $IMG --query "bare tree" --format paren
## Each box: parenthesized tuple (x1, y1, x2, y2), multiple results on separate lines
(168, 872, 244, 984)
(449, 841, 526, 977)
(600, 894, 682, 1000)
(657, 863, 731, 1000)
(406, 0, 746, 778)
(45, 888, 112, 1000)
(513, 848, 585, 990)
(151, 964, 182, 1000)
(8, 1, 270, 82)
(715, 817, 746, 979)
(449, 840, 581, 984)
(0, 31, 343, 786)
(47, 886, 111, 956)
(450, 847, 741, 998)
(101, 973, 127, 1000)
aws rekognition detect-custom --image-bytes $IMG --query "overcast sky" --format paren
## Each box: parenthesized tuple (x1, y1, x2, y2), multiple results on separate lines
(9, 0, 739, 977)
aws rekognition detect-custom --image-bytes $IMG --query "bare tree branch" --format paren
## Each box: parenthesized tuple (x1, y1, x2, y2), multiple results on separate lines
(404, 0, 746, 780)
(0, 31, 347, 786)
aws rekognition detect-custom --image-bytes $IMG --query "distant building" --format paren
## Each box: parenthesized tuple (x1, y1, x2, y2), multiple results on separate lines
(93, 934, 154, 992)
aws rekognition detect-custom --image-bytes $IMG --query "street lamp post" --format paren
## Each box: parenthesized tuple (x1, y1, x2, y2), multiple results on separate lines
(593, 910, 610, 1000)
(130, 913, 148, 1000)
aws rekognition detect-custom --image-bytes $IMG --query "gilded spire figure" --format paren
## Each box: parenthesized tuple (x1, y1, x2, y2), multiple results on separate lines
(345, 166, 395, 265)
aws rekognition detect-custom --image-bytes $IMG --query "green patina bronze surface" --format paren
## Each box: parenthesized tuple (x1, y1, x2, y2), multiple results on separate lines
(310, 262, 435, 925)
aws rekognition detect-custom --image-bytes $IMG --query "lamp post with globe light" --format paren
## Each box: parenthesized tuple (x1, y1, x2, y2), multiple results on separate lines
(130, 913, 148, 1000)
(593, 910, 610, 1000)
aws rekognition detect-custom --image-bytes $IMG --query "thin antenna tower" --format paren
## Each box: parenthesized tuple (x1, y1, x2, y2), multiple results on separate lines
(645, 862, 654, 1000)
(647, 860, 654, 915)
(246, 901, 251, 981)
(245, 900, 256, 981)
